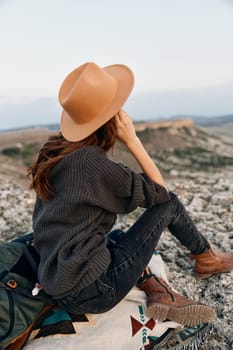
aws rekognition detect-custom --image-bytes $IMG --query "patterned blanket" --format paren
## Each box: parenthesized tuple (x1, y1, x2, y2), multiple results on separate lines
(24, 253, 212, 350)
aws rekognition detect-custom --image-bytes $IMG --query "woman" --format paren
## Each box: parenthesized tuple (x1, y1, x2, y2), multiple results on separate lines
(29, 62, 233, 326)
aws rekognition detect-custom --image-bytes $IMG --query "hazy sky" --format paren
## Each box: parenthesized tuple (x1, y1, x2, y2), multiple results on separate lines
(0, 0, 233, 129)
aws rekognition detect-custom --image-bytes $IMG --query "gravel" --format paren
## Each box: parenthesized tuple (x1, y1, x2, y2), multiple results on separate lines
(0, 167, 232, 349)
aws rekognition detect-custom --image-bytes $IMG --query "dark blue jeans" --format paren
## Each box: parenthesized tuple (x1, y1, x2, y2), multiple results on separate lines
(56, 192, 210, 314)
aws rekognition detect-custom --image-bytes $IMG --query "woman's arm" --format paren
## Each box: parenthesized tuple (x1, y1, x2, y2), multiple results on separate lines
(115, 110, 167, 189)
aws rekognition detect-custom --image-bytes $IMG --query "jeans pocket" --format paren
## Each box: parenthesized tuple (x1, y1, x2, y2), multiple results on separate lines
(77, 273, 116, 313)
(57, 272, 116, 314)
(97, 272, 116, 299)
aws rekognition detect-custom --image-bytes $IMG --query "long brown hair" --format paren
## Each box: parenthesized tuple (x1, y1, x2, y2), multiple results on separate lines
(28, 117, 117, 201)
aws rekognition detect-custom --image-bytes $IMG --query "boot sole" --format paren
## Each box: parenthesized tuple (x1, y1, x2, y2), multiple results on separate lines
(146, 303, 215, 326)
(195, 267, 233, 280)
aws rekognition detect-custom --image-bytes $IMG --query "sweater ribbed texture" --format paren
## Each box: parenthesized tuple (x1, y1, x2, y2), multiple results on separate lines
(33, 145, 170, 298)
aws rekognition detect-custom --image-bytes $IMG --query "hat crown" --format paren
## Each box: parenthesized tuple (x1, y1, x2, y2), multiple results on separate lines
(59, 62, 134, 142)
(59, 62, 117, 124)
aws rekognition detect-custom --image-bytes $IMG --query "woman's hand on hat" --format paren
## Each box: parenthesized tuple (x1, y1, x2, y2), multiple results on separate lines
(116, 111, 167, 189)
(115, 110, 139, 146)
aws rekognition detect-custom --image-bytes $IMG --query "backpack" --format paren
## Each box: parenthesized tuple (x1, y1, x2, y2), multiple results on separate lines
(0, 233, 54, 350)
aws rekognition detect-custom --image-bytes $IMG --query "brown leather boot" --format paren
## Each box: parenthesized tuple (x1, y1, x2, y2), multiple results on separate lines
(138, 275, 215, 326)
(189, 245, 233, 279)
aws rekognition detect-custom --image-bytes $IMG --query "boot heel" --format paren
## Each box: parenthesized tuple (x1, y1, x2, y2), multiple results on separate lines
(146, 303, 169, 321)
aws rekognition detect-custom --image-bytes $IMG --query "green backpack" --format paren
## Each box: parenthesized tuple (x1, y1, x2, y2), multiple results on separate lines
(0, 233, 53, 350)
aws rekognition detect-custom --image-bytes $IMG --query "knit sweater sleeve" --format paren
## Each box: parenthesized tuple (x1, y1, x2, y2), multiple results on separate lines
(85, 147, 170, 214)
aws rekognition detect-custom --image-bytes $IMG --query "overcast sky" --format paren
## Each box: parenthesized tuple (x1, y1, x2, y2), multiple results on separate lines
(0, 0, 233, 129)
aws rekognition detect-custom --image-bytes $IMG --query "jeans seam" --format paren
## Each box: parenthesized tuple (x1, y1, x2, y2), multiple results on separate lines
(108, 217, 164, 273)
(98, 276, 115, 296)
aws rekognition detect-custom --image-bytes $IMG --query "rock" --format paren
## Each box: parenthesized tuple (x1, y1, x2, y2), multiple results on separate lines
(0, 177, 34, 240)
(169, 169, 179, 177)
(0, 166, 233, 349)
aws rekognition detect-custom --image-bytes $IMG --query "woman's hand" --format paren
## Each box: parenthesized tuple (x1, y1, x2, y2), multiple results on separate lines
(115, 110, 167, 189)
(115, 110, 139, 146)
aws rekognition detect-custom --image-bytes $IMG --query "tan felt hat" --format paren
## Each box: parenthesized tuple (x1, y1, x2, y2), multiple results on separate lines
(58, 62, 134, 142)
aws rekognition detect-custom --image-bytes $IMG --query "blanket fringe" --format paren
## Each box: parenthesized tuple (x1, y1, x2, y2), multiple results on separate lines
(151, 323, 213, 350)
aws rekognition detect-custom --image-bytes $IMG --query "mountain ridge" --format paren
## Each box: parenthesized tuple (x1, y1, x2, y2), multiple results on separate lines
(0, 119, 232, 188)
(0, 80, 233, 130)
(1, 114, 233, 133)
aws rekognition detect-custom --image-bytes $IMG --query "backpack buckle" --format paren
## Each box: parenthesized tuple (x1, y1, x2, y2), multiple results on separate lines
(6, 280, 17, 289)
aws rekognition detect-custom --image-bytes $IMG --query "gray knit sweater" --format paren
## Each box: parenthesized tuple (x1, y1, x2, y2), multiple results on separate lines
(33, 145, 170, 298)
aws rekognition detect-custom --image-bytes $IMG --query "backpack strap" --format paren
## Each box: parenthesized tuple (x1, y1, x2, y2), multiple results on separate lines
(0, 289, 14, 343)
(12, 232, 39, 274)
(23, 243, 38, 274)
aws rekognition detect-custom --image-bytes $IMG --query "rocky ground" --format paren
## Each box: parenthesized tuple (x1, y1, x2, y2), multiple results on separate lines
(115, 167, 233, 350)
(0, 165, 232, 349)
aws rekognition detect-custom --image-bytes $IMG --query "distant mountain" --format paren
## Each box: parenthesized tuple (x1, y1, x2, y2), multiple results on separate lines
(0, 81, 233, 130)
(36, 114, 233, 131)
(125, 82, 233, 120)
(0, 97, 61, 131)
(1, 115, 232, 134)
(160, 114, 233, 127)
(0, 123, 59, 133)
(191, 114, 233, 126)
(0, 119, 232, 187)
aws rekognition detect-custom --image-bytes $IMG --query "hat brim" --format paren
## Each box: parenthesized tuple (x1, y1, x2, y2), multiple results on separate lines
(60, 64, 134, 142)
